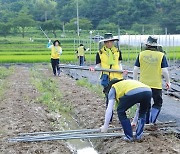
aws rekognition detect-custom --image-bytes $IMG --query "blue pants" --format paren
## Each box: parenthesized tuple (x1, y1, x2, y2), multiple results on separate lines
(117, 91, 152, 121)
(79, 56, 84, 66)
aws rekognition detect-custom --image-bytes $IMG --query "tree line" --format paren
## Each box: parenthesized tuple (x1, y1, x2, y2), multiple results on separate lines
(0, 0, 179, 38)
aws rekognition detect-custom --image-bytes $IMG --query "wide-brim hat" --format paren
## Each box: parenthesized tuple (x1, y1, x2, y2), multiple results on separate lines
(99, 33, 119, 43)
(145, 36, 161, 47)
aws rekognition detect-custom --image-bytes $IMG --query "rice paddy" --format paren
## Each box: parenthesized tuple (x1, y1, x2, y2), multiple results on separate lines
(0, 37, 179, 63)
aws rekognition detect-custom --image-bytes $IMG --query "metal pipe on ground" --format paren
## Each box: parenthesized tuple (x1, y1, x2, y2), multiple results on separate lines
(19, 127, 122, 136)
(9, 121, 176, 142)
(59, 64, 133, 73)
(19, 121, 176, 137)
(9, 132, 125, 142)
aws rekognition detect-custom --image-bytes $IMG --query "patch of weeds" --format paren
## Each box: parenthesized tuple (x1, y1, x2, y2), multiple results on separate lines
(30, 67, 72, 113)
(0, 66, 13, 79)
(0, 66, 14, 99)
(76, 78, 104, 97)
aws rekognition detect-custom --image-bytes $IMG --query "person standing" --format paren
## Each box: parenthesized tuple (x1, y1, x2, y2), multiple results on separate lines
(47, 40, 62, 76)
(91, 33, 124, 122)
(132, 36, 170, 125)
(100, 79, 152, 141)
(77, 44, 86, 66)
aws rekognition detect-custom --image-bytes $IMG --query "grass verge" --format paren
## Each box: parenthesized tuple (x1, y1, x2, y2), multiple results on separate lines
(76, 78, 104, 97)
(0, 66, 14, 99)
(30, 66, 72, 113)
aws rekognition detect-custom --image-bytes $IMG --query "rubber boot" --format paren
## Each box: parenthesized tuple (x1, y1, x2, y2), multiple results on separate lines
(149, 108, 160, 124)
(135, 118, 145, 140)
(120, 119, 133, 141)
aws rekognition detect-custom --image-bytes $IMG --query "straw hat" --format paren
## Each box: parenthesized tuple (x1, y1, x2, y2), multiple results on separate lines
(99, 33, 119, 43)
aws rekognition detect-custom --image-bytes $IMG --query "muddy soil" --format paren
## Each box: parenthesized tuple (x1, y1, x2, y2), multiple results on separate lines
(0, 64, 179, 154)
(0, 66, 71, 154)
(46, 66, 180, 154)
(63, 63, 180, 127)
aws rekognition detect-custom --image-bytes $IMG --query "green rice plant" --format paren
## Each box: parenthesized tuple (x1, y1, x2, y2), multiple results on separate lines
(0, 36, 179, 63)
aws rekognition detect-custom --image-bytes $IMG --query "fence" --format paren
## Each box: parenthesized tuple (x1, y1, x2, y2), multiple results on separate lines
(73, 34, 180, 65)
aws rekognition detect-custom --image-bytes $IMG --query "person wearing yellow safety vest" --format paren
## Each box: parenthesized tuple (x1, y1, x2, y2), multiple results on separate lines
(47, 40, 62, 76)
(90, 33, 124, 122)
(77, 44, 86, 66)
(132, 36, 170, 126)
(100, 79, 152, 141)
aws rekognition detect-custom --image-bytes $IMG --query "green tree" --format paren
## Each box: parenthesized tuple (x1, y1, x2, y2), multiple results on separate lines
(13, 12, 35, 38)
(40, 20, 62, 38)
(159, 0, 180, 34)
(65, 18, 92, 31)
(27, 0, 57, 21)
(97, 22, 118, 32)
(0, 22, 12, 37)
(56, 0, 76, 23)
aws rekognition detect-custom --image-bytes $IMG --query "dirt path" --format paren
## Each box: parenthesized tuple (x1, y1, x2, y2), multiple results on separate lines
(0, 65, 179, 154)
(47, 68, 180, 154)
(0, 66, 71, 154)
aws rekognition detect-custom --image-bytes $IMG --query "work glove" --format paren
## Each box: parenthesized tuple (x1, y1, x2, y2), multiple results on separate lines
(166, 82, 171, 90)
(131, 122, 137, 127)
(49, 40, 51, 43)
(123, 70, 128, 76)
(89, 67, 95, 72)
(100, 125, 108, 133)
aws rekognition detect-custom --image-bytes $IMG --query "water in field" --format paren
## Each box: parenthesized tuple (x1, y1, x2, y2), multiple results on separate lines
(57, 113, 98, 154)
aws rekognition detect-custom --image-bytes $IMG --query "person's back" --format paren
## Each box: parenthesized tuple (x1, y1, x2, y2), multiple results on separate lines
(113, 80, 150, 100)
(139, 50, 164, 89)
(133, 36, 170, 125)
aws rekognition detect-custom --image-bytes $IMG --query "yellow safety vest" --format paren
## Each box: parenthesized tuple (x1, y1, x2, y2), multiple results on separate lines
(51, 46, 61, 59)
(139, 50, 164, 89)
(99, 46, 123, 80)
(77, 46, 85, 56)
(113, 80, 150, 101)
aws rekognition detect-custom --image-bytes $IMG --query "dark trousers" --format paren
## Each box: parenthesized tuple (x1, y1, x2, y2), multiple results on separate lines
(117, 91, 152, 121)
(146, 88, 162, 123)
(79, 56, 84, 66)
(51, 58, 60, 76)
(151, 88, 163, 109)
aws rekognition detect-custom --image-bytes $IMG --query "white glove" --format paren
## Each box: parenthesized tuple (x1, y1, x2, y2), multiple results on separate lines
(100, 125, 108, 133)
(49, 40, 51, 43)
